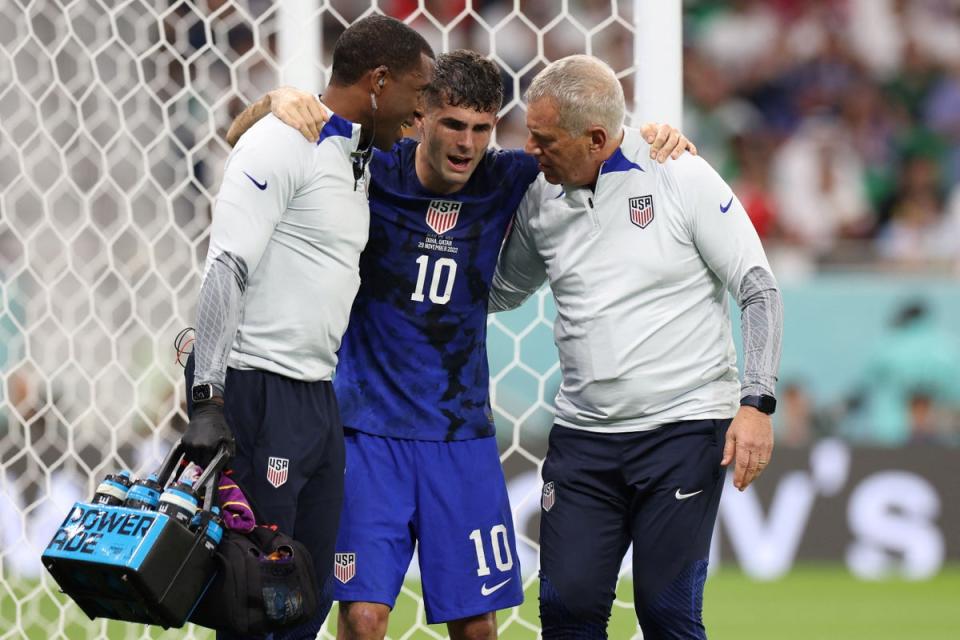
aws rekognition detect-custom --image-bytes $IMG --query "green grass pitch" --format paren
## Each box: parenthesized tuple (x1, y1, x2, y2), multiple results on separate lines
(5, 566, 959, 638)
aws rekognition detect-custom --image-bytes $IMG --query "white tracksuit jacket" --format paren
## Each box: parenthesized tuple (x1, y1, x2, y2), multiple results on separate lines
(489, 126, 781, 432)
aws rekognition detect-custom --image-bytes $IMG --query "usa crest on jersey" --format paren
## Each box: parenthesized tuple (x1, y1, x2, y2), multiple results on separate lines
(629, 195, 654, 228)
(425, 199, 461, 235)
(334, 552, 356, 583)
(266, 456, 289, 488)
(542, 481, 556, 512)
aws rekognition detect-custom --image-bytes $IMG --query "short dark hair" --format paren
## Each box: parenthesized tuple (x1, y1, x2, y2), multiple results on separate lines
(330, 15, 434, 86)
(424, 50, 503, 114)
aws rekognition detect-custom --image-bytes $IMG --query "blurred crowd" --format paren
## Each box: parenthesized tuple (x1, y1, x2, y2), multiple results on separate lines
(678, 0, 960, 446)
(682, 0, 960, 278)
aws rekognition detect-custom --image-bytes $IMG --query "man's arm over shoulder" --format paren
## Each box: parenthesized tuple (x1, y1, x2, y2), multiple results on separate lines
(226, 87, 328, 147)
(489, 177, 551, 313)
(212, 116, 314, 274)
(670, 154, 784, 397)
(193, 116, 314, 393)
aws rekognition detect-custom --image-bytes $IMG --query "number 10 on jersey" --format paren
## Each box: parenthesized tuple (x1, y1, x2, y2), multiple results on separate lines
(469, 525, 514, 576)
(411, 255, 458, 305)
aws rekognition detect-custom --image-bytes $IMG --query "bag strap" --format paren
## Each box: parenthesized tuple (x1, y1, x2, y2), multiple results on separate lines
(195, 446, 231, 511)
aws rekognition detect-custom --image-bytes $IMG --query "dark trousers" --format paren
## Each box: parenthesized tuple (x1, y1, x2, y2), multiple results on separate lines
(186, 357, 344, 639)
(538, 419, 730, 640)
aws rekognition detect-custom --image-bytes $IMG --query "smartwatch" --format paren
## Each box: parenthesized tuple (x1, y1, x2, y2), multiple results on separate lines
(740, 394, 777, 415)
(191, 383, 221, 404)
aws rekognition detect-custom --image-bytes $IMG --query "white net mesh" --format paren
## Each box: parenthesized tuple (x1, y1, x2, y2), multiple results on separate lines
(0, 1, 648, 637)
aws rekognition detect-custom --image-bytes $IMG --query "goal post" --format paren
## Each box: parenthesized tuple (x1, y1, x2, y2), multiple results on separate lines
(633, 0, 683, 127)
(278, 0, 323, 92)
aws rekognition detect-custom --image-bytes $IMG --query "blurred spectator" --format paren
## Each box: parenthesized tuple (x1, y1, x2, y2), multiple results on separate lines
(775, 380, 835, 447)
(876, 191, 952, 267)
(876, 154, 958, 267)
(884, 39, 941, 124)
(854, 301, 960, 446)
(782, 5, 863, 124)
(846, 0, 903, 78)
(771, 117, 872, 258)
(839, 79, 899, 209)
(925, 60, 960, 184)
(692, 0, 784, 88)
(906, 391, 944, 445)
(849, 0, 960, 78)
(681, 0, 960, 274)
(730, 133, 779, 238)
(683, 47, 765, 171)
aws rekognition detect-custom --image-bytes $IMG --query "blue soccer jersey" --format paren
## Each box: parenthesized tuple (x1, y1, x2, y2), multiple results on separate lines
(334, 139, 539, 440)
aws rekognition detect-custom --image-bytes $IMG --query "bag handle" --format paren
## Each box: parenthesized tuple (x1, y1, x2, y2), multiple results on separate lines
(155, 439, 231, 511)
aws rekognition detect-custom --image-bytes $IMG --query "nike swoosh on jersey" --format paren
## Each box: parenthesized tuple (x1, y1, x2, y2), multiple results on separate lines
(675, 489, 703, 500)
(720, 196, 733, 213)
(481, 578, 512, 596)
(243, 171, 268, 191)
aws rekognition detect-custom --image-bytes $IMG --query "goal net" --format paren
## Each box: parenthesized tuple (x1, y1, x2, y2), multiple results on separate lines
(0, 1, 652, 637)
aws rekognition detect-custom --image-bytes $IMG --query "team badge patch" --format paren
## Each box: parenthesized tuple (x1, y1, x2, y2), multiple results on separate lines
(426, 199, 461, 235)
(266, 456, 289, 488)
(542, 481, 556, 512)
(629, 195, 654, 228)
(334, 552, 356, 583)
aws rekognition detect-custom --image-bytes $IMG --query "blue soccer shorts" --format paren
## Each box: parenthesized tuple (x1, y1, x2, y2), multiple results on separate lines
(333, 430, 523, 624)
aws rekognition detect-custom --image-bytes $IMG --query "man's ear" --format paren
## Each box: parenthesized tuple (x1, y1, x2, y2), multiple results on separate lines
(371, 65, 388, 94)
(587, 126, 608, 153)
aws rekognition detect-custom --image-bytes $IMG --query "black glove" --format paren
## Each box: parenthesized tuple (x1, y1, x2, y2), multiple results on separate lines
(183, 400, 235, 467)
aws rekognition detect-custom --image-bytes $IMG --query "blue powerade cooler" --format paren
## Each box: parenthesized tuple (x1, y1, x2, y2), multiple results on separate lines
(41, 444, 229, 629)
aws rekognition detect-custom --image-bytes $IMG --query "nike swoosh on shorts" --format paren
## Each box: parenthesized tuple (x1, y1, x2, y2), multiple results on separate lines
(481, 578, 512, 596)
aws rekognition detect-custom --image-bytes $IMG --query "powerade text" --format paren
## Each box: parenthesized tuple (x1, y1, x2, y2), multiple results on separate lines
(47, 505, 155, 555)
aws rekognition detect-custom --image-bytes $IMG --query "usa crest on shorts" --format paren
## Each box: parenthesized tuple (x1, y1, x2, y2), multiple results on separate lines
(629, 195, 654, 228)
(425, 199, 461, 235)
(266, 456, 289, 488)
(334, 552, 356, 583)
(542, 481, 556, 512)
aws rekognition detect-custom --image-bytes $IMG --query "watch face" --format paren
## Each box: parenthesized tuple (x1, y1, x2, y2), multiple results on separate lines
(742, 394, 777, 414)
(192, 384, 212, 403)
(759, 395, 777, 414)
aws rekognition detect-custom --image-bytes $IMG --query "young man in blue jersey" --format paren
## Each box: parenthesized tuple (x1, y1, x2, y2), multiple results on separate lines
(228, 50, 692, 640)
(181, 15, 433, 639)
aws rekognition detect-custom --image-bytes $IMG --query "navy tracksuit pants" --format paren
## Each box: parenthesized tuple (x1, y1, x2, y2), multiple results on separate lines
(539, 419, 730, 640)
(186, 356, 344, 640)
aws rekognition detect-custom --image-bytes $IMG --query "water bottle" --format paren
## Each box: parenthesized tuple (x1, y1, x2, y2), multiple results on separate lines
(199, 506, 223, 554)
(92, 470, 133, 506)
(123, 473, 162, 511)
(262, 546, 303, 623)
(157, 479, 199, 527)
